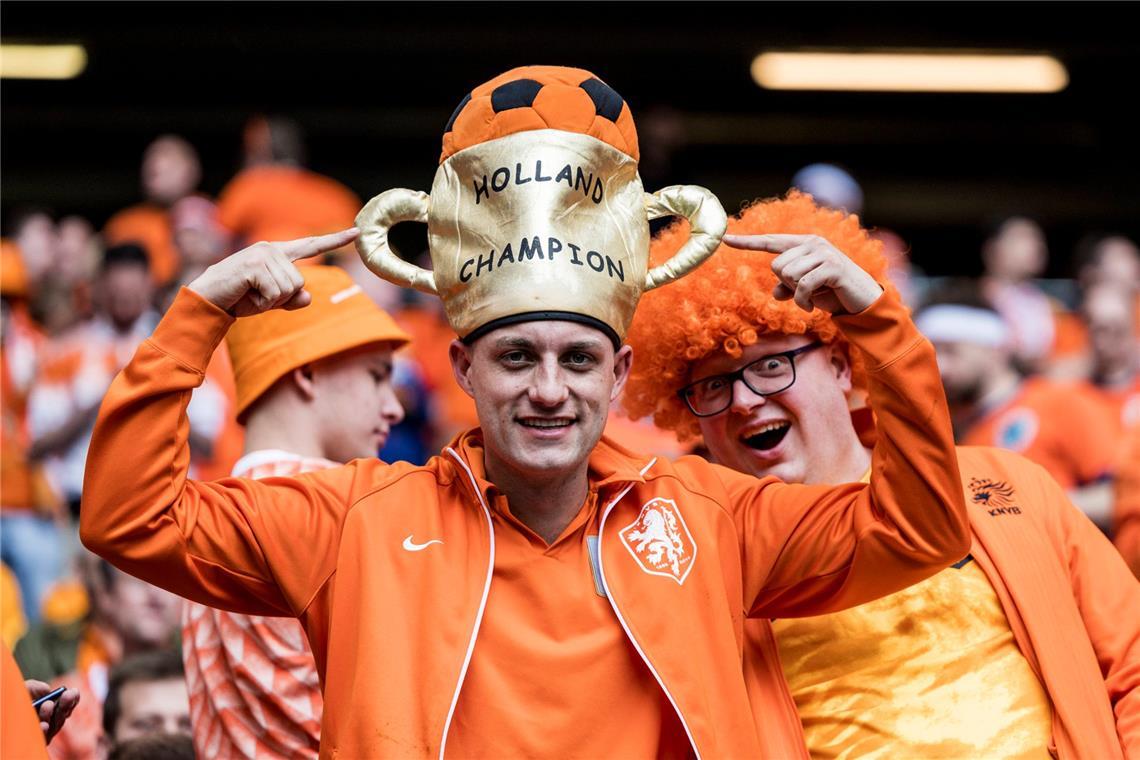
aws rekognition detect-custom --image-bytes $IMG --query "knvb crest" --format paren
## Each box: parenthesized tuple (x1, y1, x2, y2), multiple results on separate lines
(620, 498, 697, 585)
(969, 477, 1022, 516)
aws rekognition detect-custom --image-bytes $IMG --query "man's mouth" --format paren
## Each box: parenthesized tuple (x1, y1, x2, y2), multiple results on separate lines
(517, 417, 575, 430)
(741, 421, 791, 451)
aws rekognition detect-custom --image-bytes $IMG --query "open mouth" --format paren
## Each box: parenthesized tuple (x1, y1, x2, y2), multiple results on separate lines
(741, 421, 791, 451)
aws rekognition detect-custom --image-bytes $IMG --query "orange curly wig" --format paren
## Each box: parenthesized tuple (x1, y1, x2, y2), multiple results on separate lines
(440, 65, 639, 164)
(622, 191, 897, 442)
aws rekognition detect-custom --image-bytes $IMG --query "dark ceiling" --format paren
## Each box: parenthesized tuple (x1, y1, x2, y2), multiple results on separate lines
(2, 2, 1137, 277)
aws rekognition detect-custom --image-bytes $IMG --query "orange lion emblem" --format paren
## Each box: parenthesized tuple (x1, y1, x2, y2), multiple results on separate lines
(619, 497, 696, 585)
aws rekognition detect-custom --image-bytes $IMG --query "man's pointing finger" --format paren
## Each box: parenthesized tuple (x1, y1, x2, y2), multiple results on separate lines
(722, 234, 813, 253)
(281, 227, 361, 261)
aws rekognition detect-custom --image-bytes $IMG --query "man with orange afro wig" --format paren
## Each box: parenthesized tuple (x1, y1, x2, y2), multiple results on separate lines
(625, 191, 1140, 759)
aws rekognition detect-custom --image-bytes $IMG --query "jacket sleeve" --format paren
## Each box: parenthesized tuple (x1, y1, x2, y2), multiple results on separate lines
(1043, 460, 1140, 755)
(80, 288, 362, 618)
(727, 290, 970, 618)
(1113, 430, 1140, 580)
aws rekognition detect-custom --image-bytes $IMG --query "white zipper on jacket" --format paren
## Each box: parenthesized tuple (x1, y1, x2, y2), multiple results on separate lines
(439, 447, 497, 760)
(597, 458, 703, 760)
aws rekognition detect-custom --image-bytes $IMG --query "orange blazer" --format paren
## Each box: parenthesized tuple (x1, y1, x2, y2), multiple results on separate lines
(80, 288, 968, 759)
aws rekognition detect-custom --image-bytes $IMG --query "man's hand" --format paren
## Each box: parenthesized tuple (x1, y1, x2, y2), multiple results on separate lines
(723, 233, 883, 314)
(188, 228, 360, 317)
(26, 681, 80, 744)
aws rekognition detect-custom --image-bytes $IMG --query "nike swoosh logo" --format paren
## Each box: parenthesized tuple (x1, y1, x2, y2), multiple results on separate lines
(402, 534, 443, 552)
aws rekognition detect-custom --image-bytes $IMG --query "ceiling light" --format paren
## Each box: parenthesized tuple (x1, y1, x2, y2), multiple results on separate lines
(0, 44, 87, 80)
(751, 51, 1068, 93)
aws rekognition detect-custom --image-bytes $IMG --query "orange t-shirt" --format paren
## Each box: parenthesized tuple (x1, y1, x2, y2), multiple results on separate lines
(103, 204, 180, 286)
(962, 377, 1117, 489)
(182, 451, 334, 759)
(2, 644, 49, 760)
(446, 456, 690, 759)
(216, 166, 359, 248)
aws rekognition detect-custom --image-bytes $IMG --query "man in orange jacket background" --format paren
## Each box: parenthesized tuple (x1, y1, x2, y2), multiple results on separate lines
(79, 66, 970, 758)
(623, 191, 1140, 759)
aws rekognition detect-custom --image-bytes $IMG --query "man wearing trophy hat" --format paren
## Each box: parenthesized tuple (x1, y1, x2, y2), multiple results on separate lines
(80, 66, 968, 758)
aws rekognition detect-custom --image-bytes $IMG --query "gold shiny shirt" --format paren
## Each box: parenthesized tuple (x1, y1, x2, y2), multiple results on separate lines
(773, 559, 1053, 759)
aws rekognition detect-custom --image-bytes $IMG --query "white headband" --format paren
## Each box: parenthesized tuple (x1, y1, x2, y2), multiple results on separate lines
(915, 304, 1010, 348)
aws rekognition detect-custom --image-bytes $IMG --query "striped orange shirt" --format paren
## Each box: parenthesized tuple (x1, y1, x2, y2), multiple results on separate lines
(181, 451, 336, 759)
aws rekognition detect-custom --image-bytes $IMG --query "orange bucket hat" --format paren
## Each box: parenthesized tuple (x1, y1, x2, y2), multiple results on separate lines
(226, 265, 410, 420)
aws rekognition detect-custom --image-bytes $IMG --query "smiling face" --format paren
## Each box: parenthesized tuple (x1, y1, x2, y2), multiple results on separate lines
(310, 343, 405, 462)
(451, 321, 632, 485)
(691, 333, 864, 485)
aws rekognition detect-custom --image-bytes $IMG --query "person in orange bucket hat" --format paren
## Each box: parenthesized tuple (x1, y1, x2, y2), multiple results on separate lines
(181, 264, 408, 759)
(80, 66, 970, 758)
(623, 191, 1140, 759)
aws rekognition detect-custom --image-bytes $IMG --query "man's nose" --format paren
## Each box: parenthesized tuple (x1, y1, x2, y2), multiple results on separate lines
(728, 377, 766, 415)
(380, 385, 405, 426)
(528, 361, 570, 406)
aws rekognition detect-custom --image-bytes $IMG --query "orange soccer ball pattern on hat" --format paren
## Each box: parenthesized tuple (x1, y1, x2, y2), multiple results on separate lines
(440, 65, 639, 163)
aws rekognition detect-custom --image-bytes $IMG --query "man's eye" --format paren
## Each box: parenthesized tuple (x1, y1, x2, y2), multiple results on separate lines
(565, 352, 594, 367)
(704, 377, 727, 392)
(502, 351, 530, 365)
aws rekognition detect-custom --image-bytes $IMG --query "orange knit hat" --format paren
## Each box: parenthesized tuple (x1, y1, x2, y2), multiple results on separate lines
(226, 265, 410, 420)
(622, 191, 897, 442)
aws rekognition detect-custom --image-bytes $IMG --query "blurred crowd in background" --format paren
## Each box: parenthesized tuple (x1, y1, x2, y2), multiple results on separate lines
(1, 115, 1138, 758)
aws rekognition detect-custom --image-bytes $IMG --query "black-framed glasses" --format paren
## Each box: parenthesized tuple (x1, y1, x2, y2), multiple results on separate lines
(677, 341, 825, 417)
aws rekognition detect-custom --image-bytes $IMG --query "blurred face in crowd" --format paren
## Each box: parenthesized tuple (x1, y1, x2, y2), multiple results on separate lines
(57, 216, 99, 284)
(1083, 284, 1137, 375)
(309, 344, 405, 462)
(14, 212, 59, 284)
(109, 678, 191, 745)
(690, 333, 857, 485)
(142, 136, 200, 207)
(984, 217, 1047, 282)
(931, 338, 1005, 405)
(100, 569, 182, 651)
(100, 263, 153, 332)
(1086, 237, 1140, 291)
(452, 321, 631, 484)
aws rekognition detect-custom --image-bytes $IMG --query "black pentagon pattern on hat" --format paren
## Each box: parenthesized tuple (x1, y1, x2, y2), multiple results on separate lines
(490, 79, 544, 113)
(444, 92, 472, 133)
(579, 78, 624, 122)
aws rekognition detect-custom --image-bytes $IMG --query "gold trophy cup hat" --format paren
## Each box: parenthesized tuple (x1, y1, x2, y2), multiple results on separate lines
(355, 65, 727, 348)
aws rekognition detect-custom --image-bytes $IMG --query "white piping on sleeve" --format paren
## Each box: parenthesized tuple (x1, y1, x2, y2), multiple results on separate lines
(597, 458, 702, 760)
(438, 447, 497, 760)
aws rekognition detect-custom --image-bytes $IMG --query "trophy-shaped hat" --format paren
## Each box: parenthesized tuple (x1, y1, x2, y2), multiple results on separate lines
(355, 65, 727, 348)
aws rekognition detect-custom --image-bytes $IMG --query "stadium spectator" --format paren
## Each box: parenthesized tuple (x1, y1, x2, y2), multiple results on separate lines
(2, 239, 64, 624)
(915, 285, 1119, 529)
(623, 192, 1140, 758)
(28, 245, 158, 516)
(216, 115, 360, 248)
(1081, 283, 1140, 435)
(27, 556, 181, 760)
(107, 733, 195, 760)
(100, 651, 191, 758)
(980, 216, 1057, 370)
(104, 136, 203, 287)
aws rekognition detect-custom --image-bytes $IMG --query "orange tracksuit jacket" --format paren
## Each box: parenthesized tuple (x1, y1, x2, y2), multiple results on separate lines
(80, 288, 969, 759)
(744, 446, 1140, 760)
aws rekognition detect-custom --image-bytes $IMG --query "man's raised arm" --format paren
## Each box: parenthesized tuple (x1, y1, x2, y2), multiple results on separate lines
(81, 229, 362, 617)
(718, 233, 970, 617)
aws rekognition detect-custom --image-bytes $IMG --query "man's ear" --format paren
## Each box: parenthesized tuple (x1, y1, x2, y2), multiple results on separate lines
(291, 364, 317, 401)
(828, 342, 854, 393)
(449, 339, 476, 399)
(610, 345, 634, 402)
